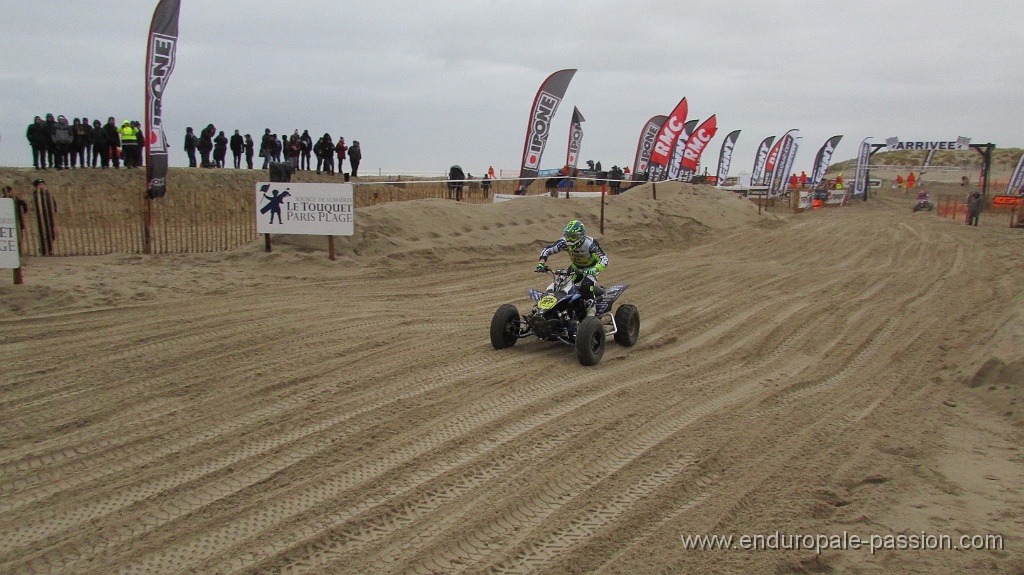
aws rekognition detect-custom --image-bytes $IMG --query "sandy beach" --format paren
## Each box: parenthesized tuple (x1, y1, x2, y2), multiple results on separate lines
(1, 177, 1022, 574)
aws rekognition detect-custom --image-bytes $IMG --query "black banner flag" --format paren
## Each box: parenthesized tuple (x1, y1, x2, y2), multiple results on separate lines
(565, 106, 585, 171)
(145, 0, 181, 199)
(518, 69, 577, 192)
(631, 115, 667, 179)
(715, 129, 740, 185)
(809, 135, 843, 187)
(751, 136, 775, 186)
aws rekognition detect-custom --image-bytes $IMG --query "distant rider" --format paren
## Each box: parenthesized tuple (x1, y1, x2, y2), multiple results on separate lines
(536, 220, 608, 316)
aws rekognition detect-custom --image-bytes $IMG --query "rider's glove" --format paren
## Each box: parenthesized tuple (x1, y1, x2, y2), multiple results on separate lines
(535, 262, 548, 272)
(582, 267, 598, 276)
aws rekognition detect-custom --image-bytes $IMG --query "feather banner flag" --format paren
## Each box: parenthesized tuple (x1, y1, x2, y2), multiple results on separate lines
(631, 115, 667, 180)
(646, 98, 688, 182)
(145, 0, 181, 199)
(715, 130, 741, 185)
(565, 106, 585, 172)
(517, 69, 577, 192)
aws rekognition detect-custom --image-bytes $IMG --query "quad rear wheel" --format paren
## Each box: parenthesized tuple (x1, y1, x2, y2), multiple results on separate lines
(613, 304, 640, 347)
(490, 304, 521, 349)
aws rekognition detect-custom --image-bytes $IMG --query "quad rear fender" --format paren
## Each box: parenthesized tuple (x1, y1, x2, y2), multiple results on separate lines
(595, 284, 629, 315)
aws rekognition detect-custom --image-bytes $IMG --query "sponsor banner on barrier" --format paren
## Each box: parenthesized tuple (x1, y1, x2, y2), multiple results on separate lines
(256, 182, 353, 235)
(0, 199, 19, 269)
(991, 195, 1024, 208)
(825, 190, 848, 205)
(798, 191, 813, 210)
(493, 194, 550, 203)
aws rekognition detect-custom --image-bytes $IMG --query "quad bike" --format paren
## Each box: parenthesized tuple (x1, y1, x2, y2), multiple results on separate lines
(912, 195, 934, 212)
(489, 266, 640, 366)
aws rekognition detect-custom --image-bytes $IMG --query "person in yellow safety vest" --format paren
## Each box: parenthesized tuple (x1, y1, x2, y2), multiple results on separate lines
(119, 120, 139, 169)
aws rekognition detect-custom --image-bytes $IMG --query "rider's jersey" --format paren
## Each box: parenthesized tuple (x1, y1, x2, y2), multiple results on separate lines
(539, 236, 608, 272)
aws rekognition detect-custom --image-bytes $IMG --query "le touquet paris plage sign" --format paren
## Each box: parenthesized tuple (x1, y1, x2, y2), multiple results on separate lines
(0, 198, 20, 269)
(255, 183, 354, 236)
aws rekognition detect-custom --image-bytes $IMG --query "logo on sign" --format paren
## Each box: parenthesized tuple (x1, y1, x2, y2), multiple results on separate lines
(652, 116, 684, 161)
(148, 34, 176, 155)
(815, 141, 835, 182)
(637, 122, 661, 173)
(567, 123, 583, 168)
(717, 137, 735, 180)
(524, 91, 560, 170)
(683, 129, 712, 162)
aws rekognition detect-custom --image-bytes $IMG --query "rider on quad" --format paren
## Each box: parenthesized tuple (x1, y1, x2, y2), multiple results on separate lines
(536, 220, 608, 317)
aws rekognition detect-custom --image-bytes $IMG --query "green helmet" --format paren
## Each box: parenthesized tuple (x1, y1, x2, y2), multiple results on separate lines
(563, 220, 586, 250)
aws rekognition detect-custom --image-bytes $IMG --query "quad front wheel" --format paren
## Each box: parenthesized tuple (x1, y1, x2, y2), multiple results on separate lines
(575, 316, 606, 366)
(490, 304, 521, 349)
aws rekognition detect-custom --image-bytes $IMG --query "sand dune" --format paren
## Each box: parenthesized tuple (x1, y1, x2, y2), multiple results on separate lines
(1, 181, 1022, 574)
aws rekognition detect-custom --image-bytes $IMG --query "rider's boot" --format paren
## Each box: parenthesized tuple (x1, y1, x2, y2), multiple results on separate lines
(584, 299, 596, 317)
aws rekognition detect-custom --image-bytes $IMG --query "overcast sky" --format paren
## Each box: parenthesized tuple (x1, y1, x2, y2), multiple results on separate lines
(2, 1, 1022, 178)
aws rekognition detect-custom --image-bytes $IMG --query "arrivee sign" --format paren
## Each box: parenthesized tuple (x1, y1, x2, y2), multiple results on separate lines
(884, 137, 971, 151)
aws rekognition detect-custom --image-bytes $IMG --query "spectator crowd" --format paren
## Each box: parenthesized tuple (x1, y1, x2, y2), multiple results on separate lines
(25, 114, 145, 170)
(26, 114, 362, 177)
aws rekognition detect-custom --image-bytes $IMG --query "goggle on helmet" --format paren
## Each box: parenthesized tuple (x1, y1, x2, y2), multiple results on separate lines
(563, 220, 586, 250)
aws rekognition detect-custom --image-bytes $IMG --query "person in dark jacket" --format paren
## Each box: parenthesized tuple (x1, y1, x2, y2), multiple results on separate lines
(52, 116, 74, 170)
(347, 140, 361, 178)
(967, 192, 982, 226)
(244, 134, 255, 169)
(213, 130, 228, 168)
(90, 119, 109, 168)
(184, 127, 198, 167)
(229, 130, 244, 169)
(272, 134, 283, 163)
(104, 117, 121, 168)
(43, 113, 58, 168)
(26, 116, 48, 170)
(70, 118, 88, 168)
(285, 134, 301, 169)
(335, 137, 348, 176)
(300, 130, 313, 170)
(198, 124, 215, 167)
(313, 136, 324, 173)
(260, 128, 274, 169)
(81, 117, 92, 162)
(320, 134, 335, 175)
